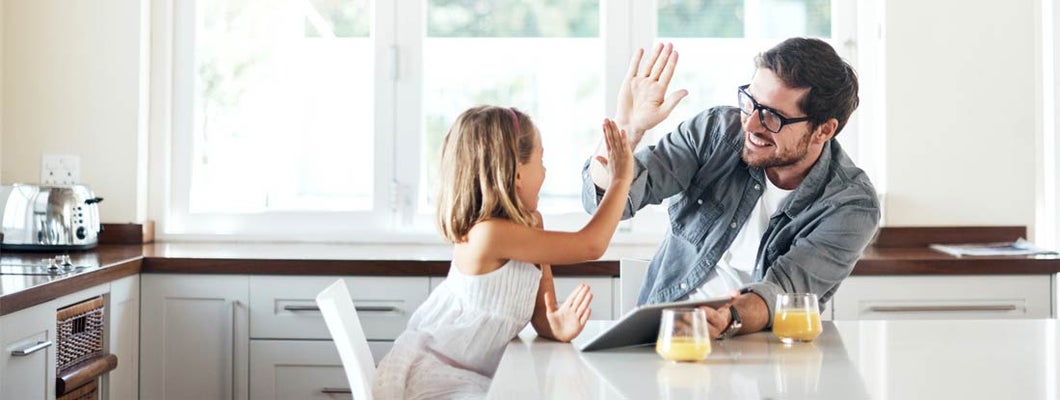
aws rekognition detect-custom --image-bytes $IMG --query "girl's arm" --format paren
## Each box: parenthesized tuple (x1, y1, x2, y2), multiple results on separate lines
(530, 264, 593, 342)
(465, 119, 634, 269)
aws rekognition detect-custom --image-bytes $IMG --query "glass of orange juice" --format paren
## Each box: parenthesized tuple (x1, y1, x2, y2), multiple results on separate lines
(656, 308, 711, 362)
(772, 293, 823, 344)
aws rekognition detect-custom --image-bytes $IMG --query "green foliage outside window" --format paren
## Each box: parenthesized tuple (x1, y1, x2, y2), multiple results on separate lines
(658, 0, 744, 38)
(305, 0, 370, 37)
(657, 0, 830, 38)
(428, 0, 599, 37)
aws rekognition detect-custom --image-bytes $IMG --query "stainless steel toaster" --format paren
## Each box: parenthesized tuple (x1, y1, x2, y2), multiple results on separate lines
(0, 184, 104, 251)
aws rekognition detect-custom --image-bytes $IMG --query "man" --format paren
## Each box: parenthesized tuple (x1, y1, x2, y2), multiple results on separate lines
(582, 38, 879, 339)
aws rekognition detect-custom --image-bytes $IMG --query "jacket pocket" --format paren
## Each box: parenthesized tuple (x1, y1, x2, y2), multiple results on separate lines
(668, 195, 722, 247)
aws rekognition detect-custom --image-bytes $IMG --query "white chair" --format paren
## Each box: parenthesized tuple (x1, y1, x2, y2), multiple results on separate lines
(619, 258, 651, 316)
(316, 280, 376, 400)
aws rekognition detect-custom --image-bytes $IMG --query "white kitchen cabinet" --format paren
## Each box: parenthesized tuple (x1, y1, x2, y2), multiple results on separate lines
(246, 275, 429, 399)
(249, 276, 429, 341)
(104, 274, 139, 400)
(1055, 273, 1059, 318)
(554, 277, 614, 320)
(140, 274, 250, 400)
(0, 282, 108, 400)
(430, 275, 614, 320)
(832, 275, 1052, 320)
(249, 340, 351, 400)
(0, 299, 56, 400)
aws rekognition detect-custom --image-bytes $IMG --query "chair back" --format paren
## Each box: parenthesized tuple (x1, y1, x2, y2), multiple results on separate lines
(316, 279, 375, 400)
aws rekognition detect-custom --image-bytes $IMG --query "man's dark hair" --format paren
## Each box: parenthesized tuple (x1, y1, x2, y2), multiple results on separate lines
(755, 37, 859, 135)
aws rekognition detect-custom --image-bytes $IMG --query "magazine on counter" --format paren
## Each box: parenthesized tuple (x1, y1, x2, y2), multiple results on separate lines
(928, 238, 1058, 257)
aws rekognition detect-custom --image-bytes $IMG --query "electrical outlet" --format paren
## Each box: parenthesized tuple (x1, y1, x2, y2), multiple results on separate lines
(41, 154, 81, 185)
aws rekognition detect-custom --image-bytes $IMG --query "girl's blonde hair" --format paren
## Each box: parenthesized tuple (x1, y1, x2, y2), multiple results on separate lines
(436, 105, 538, 243)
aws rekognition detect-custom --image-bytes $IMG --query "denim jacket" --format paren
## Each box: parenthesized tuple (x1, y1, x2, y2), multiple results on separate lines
(582, 106, 880, 326)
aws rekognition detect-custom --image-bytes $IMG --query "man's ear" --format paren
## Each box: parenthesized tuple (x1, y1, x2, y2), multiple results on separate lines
(813, 118, 838, 144)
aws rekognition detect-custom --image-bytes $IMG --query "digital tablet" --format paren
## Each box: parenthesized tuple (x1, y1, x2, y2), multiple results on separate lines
(576, 296, 730, 352)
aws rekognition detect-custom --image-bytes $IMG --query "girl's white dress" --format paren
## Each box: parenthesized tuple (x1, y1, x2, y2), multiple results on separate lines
(373, 259, 542, 399)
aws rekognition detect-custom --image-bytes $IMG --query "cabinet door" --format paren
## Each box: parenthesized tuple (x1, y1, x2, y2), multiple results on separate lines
(141, 274, 250, 400)
(105, 274, 140, 400)
(832, 275, 1052, 320)
(249, 340, 352, 400)
(1055, 273, 1059, 319)
(553, 277, 614, 320)
(0, 301, 56, 400)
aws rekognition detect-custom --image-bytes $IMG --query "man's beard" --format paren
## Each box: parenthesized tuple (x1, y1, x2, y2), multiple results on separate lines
(741, 130, 812, 168)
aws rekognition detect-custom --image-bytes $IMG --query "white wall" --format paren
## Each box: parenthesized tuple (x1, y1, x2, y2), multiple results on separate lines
(882, 0, 1039, 228)
(0, 0, 149, 223)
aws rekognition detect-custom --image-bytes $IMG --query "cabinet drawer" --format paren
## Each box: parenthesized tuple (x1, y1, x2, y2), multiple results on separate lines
(250, 340, 392, 400)
(250, 276, 429, 340)
(832, 275, 1052, 320)
(249, 340, 348, 400)
(430, 276, 614, 320)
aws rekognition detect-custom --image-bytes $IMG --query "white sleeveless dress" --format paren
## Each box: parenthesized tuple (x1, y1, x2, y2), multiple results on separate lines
(373, 259, 542, 399)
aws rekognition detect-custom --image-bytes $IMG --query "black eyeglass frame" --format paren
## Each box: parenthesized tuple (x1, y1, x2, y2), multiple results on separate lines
(737, 84, 812, 134)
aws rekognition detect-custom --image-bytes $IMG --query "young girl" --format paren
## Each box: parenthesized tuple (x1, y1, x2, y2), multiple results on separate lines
(372, 105, 633, 399)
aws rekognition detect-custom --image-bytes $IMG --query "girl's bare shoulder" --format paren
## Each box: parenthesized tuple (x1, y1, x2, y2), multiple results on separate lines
(466, 218, 522, 244)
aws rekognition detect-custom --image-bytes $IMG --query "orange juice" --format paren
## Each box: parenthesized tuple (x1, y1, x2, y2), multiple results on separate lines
(656, 336, 711, 362)
(772, 309, 823, 342)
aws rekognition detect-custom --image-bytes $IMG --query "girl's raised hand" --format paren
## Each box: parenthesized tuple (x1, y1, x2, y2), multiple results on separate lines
(544, 284, 593, 342)
(594, 118, 634, 186)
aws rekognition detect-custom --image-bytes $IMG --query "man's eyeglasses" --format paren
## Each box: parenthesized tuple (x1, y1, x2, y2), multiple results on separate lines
(737, 84, 812, 134)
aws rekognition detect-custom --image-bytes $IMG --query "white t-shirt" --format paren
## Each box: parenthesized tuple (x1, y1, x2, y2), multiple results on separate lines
(686, 177, 793, 300)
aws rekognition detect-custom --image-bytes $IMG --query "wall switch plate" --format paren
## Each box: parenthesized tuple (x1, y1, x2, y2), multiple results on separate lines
(41, 154, 81, 185)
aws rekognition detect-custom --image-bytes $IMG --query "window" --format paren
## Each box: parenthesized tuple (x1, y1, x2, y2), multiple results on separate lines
(419, 1, 603, 216)
(154, 0, 856, 241)
(651, 0, 844, 145)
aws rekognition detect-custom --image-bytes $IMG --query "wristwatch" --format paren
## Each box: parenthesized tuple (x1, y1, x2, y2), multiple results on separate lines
(718, 305, 742, 340)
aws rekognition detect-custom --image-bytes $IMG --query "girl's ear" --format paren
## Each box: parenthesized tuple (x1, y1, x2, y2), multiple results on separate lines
(514, 170, 523, 189)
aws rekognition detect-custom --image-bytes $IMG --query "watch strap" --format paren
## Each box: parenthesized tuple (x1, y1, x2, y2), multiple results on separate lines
(718, 305, 742, 340)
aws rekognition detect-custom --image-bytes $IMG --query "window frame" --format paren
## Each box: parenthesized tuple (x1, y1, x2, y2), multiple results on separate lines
(149, 0, 861, 243)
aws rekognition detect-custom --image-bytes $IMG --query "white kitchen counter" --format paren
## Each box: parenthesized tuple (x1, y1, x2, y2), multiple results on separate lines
(489, 319, 1059, 399)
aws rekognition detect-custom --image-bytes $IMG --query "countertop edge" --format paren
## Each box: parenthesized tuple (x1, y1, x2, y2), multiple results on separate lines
(5, 242, 1060, 317)
(0, 257, 142, 316)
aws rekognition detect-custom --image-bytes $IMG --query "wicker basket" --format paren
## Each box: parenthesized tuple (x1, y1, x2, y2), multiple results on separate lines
(56, 297, 105, 373)
(57, 379, 97, 400)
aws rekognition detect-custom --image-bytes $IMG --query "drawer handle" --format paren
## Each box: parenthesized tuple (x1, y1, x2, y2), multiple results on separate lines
(355, 305, 399, 313)
(320, 387, 352, 394)
(11, 340, 52, 357)
(284, 305, 399, 313)
(283, 305, 320, 312)
(868, 305, 1018, 313)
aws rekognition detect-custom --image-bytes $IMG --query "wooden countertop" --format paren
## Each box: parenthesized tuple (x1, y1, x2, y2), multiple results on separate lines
(2, 226, 1058, 316)
(0, 245, 143, 315)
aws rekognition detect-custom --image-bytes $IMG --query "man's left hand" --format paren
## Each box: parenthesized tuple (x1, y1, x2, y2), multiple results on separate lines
(700, 304, 732, 339)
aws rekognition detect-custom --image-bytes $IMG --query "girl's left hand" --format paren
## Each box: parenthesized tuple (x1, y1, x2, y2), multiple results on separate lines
(545, 284, 593, 342)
